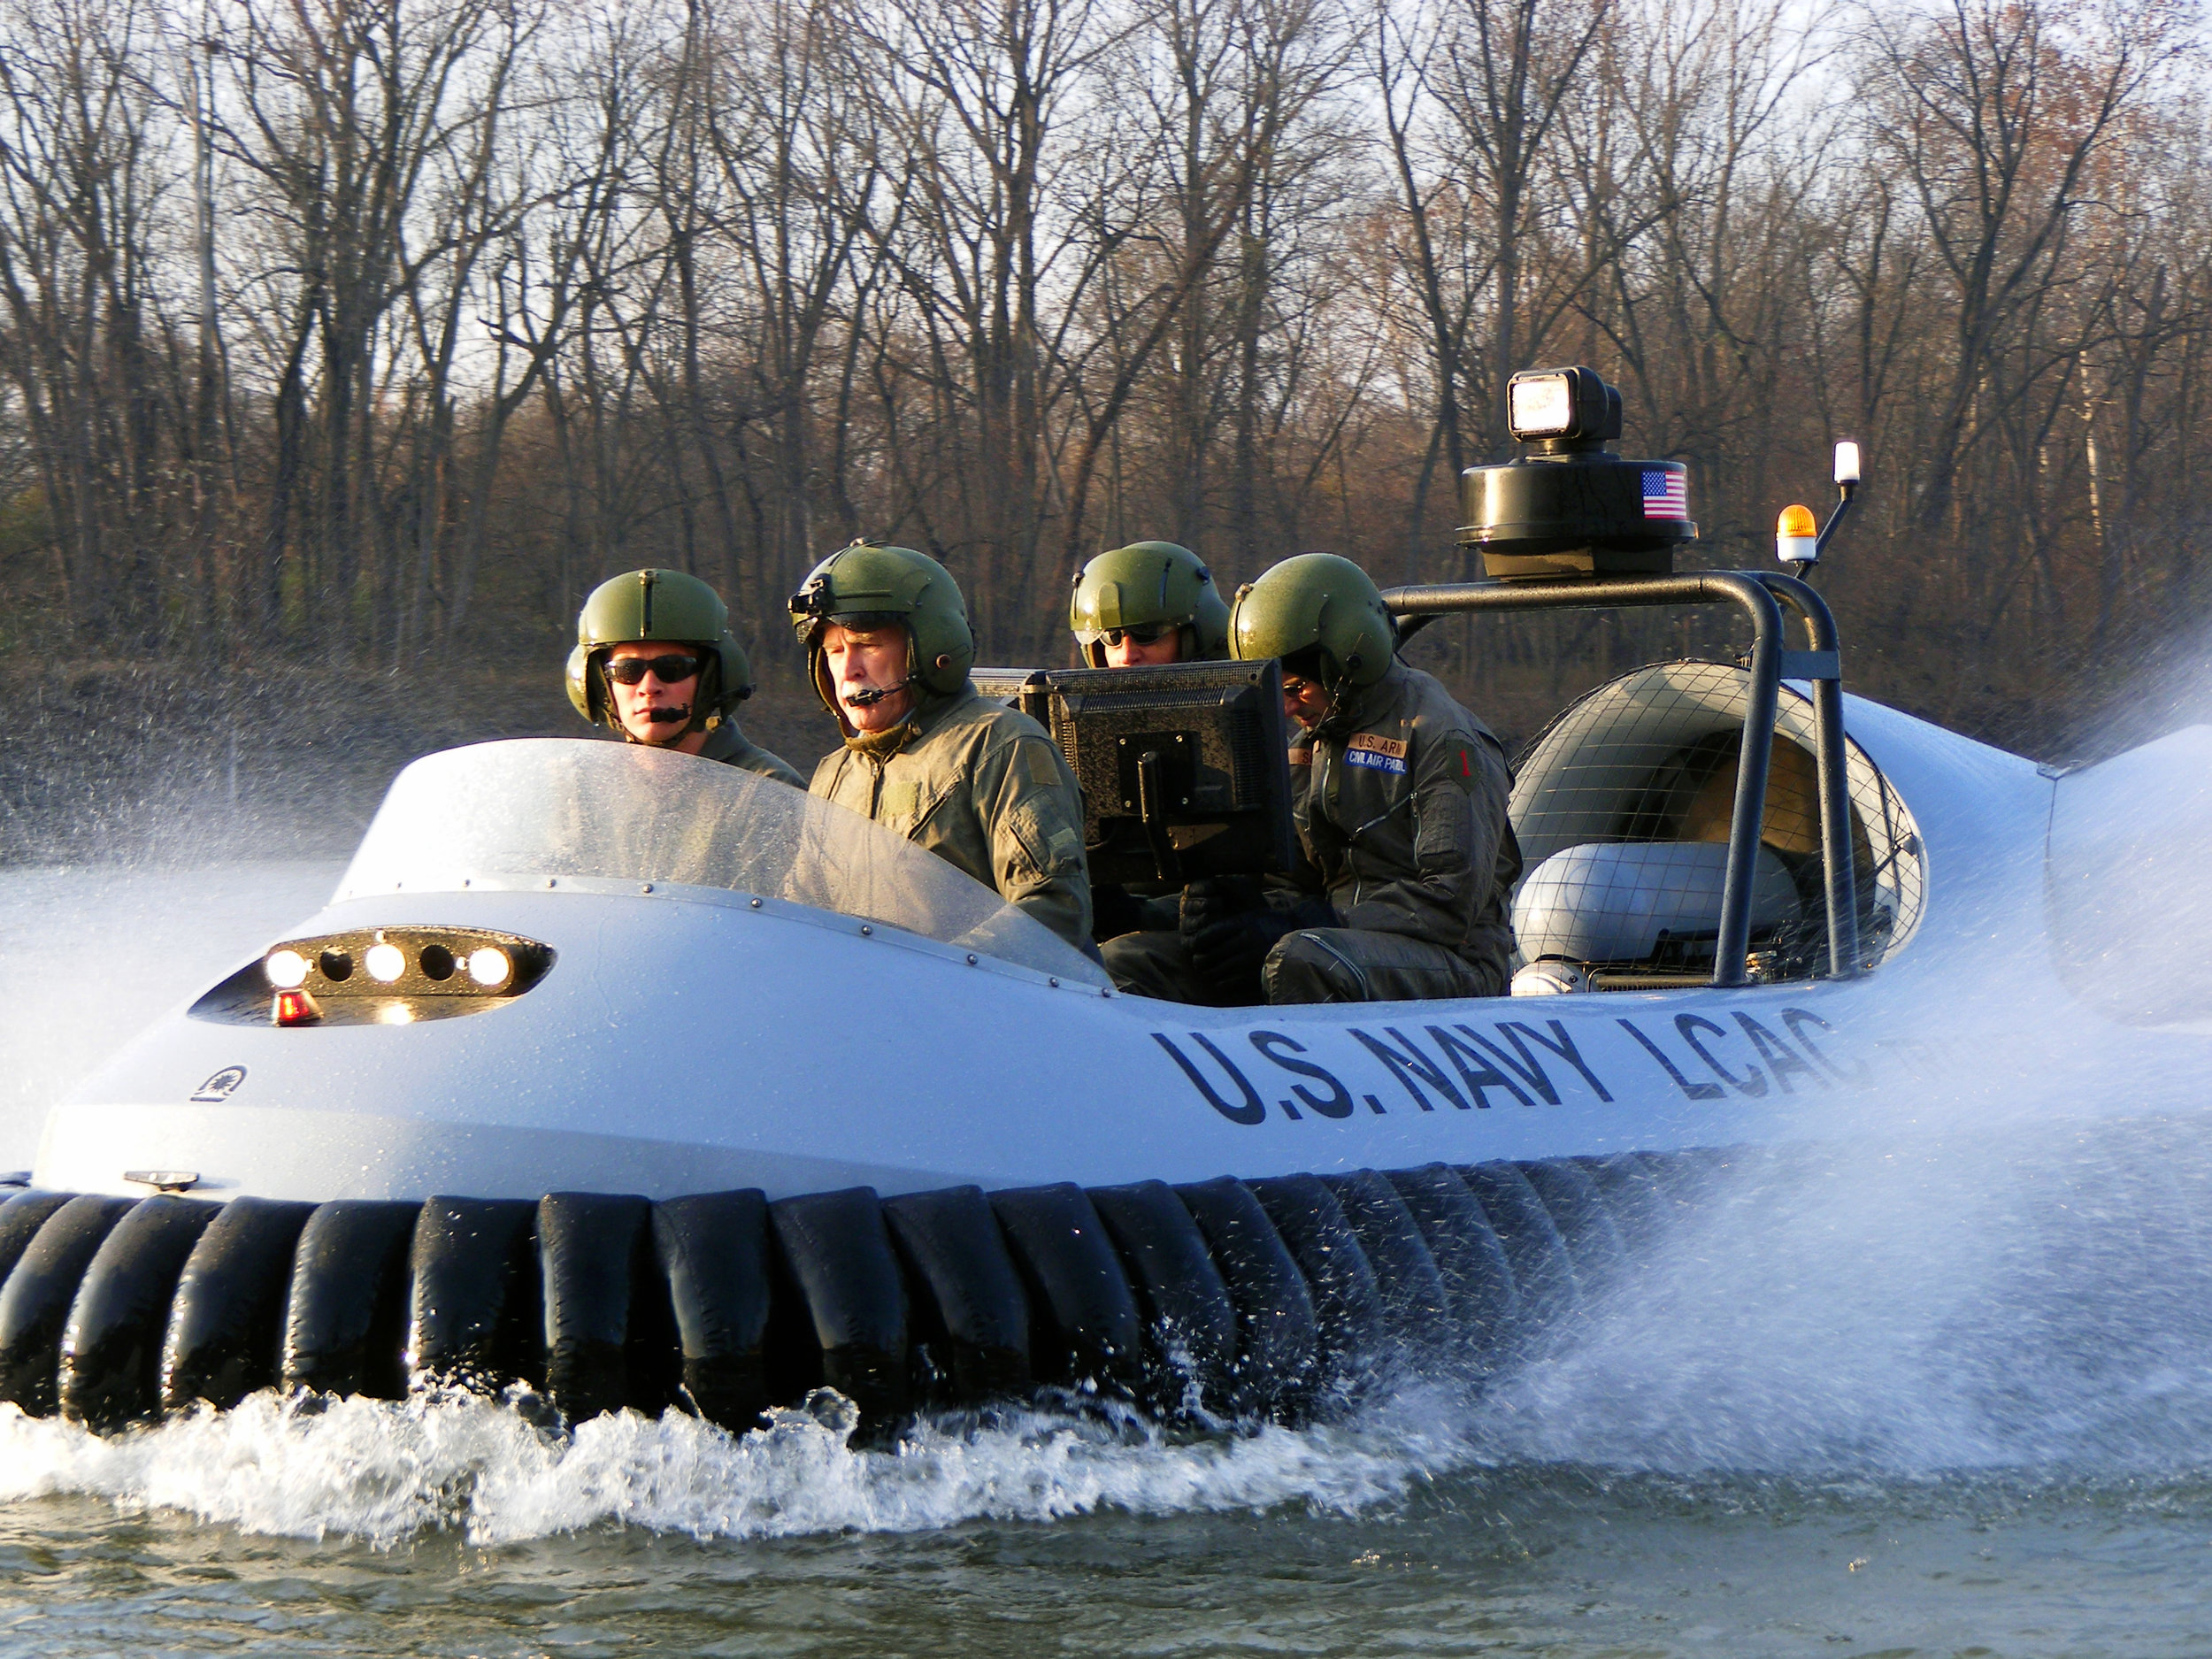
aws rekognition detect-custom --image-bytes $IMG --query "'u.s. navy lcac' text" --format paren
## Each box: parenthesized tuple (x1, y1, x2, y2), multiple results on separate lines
(1151, 1007, 1865, 1125)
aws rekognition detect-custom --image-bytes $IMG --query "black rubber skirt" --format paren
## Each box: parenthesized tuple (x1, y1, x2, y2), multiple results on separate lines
(0, 1144, 1760, 1436)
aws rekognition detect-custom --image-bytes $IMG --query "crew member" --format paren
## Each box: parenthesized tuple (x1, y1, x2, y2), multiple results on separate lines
(792, 541, 1093, 949)
(1070, 541, 1233, 941)
(1070, 541, 1231, 667)
(567, 568, 803, 786)
(1105, 552, 1519, 1003)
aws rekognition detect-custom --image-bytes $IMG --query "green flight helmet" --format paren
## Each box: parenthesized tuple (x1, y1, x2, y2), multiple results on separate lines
(565, 568, 755, 730)
(787, 540, 976, 711)
(1229, 552, 1396, 687)
(1069, 541, 1232, 665)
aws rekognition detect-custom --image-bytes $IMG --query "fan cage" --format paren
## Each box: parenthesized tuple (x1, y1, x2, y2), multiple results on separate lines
(1507, 660, 1926, 981)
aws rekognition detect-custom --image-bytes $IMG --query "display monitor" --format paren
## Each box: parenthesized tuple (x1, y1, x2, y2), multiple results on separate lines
(972, 660, 1296, 886)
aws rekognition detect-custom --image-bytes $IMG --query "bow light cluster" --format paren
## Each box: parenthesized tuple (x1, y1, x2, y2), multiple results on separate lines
(189, 926, 555, 1028)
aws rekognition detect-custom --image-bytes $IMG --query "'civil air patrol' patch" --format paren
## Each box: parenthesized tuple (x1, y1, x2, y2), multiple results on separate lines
(1345, 732, 1409, 774)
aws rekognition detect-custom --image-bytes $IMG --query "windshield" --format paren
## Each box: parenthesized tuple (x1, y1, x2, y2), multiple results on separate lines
(334, 738, 1107, 984)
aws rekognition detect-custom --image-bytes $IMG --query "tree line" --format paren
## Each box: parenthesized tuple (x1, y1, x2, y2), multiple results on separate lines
(0, 0, 2200, 742)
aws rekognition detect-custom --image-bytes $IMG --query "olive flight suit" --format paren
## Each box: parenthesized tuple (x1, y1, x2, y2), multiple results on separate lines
(1105, 660, 1518, 1003)
(696, 718, 805, 787)
(810, 682, 1094, 949)
(1272, 660, 1520, 1001)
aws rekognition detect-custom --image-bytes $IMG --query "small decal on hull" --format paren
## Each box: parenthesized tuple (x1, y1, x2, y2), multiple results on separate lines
(190, 1065, 247, 1103)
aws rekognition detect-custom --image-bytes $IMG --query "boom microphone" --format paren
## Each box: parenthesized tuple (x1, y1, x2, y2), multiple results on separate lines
(845, 679, 911, 708)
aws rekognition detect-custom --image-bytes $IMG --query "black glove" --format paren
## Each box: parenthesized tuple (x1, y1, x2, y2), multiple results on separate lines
(1187, 906, 1302, 980)
(1178, 875, 1266, 937)
(1090, 881, 1148, 941)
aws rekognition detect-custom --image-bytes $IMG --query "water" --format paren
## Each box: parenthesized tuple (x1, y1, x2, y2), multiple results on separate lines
(7, 1401, 2212, 1656)
(8, 863, 2212, 1656)
(0, 862, 342, 1171)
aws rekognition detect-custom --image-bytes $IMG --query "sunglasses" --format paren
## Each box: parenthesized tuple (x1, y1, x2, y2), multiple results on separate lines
(603, 653, 702, 686)
(1084, 622, 1173, 648)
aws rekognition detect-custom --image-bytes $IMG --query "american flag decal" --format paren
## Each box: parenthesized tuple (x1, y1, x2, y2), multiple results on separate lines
(1643, 468, 1687, 519)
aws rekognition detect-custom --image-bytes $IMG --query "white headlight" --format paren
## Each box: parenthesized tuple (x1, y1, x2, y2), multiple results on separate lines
(1509, 373, 1573, 438)
(467, 947, 511, 987)
(365, 942, 406, 983)
(265, 949, 310, 989)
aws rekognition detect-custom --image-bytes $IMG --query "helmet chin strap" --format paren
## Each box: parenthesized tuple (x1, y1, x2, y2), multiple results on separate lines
(1309, 659, 1365, 739)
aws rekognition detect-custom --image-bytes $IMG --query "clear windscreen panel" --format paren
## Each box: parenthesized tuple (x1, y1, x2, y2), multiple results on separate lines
(334, 739, 1107, 984)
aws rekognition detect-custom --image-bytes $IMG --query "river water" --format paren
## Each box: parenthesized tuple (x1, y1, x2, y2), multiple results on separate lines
(4, 862, 2212, 1658)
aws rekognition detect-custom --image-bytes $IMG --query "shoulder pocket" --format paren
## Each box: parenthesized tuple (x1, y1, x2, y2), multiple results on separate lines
(1004, 800, 1084, 879)
(1413, 771, 1475, 874)
(1018, 736, 1064, 789)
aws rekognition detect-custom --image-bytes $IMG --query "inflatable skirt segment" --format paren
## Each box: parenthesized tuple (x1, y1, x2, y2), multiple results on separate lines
(6, 1123, 2200, 1435)
(0, 1156, 1615, 1433)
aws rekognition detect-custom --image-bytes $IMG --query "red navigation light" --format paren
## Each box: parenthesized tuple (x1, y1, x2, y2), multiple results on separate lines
(272, 987, 323, 1026)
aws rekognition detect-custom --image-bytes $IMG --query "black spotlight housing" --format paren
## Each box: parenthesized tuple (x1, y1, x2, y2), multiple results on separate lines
(1458, 365, 1698, 580)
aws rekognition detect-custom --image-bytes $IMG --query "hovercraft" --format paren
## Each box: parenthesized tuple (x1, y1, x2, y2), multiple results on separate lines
(9, 375, 2212, 1441)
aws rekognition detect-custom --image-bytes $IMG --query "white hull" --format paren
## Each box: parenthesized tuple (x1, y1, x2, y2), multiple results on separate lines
(35, 698, 2212, 1203)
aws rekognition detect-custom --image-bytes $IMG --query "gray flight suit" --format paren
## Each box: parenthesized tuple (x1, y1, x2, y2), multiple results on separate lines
(696, 718, 806, 787)
(1104, 660, 1519, 1003)
(810, 682, 1094, 950)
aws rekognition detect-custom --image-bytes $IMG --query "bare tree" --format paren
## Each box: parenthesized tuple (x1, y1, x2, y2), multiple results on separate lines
(0, 0, 181, 647)
(1861, 0, 2184, 538)
(0, 0, 2207, 757)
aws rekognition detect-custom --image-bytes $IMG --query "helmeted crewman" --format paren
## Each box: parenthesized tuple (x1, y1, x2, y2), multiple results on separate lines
(1070, 541, 1234, 942)
(567, 569, 803, 786)
(793, 541, 1094, 950)
(1070, 541, 1232, 668)
(1105, 552, 1520, 1003)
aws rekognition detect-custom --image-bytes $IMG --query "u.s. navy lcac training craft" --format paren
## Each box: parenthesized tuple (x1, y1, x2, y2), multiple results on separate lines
(7, 367, 2209, 1440)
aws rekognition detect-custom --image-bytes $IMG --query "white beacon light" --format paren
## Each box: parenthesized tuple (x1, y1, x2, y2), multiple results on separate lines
(467, 947, 511, 987)
(1777, 503, 1819, 565)
(1508, 373, 1575, 439)
(1834, 441, 1862, 484)
(264, 949, 310, 989)
(365, 942, 407, 983)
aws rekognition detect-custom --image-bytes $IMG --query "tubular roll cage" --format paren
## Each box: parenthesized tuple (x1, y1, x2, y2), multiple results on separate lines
(1381, 570, 1859, 989)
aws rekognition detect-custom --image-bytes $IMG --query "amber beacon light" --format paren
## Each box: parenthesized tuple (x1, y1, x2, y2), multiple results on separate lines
(1777, 503, 1819, 565)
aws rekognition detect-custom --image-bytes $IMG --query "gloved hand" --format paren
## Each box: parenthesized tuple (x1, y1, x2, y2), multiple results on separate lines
(1178, 875, 1266, 937)
(1090, 881, 1148, 941)
(1186, 906, 1302, 981)
(1181, 884, 1336, 981)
